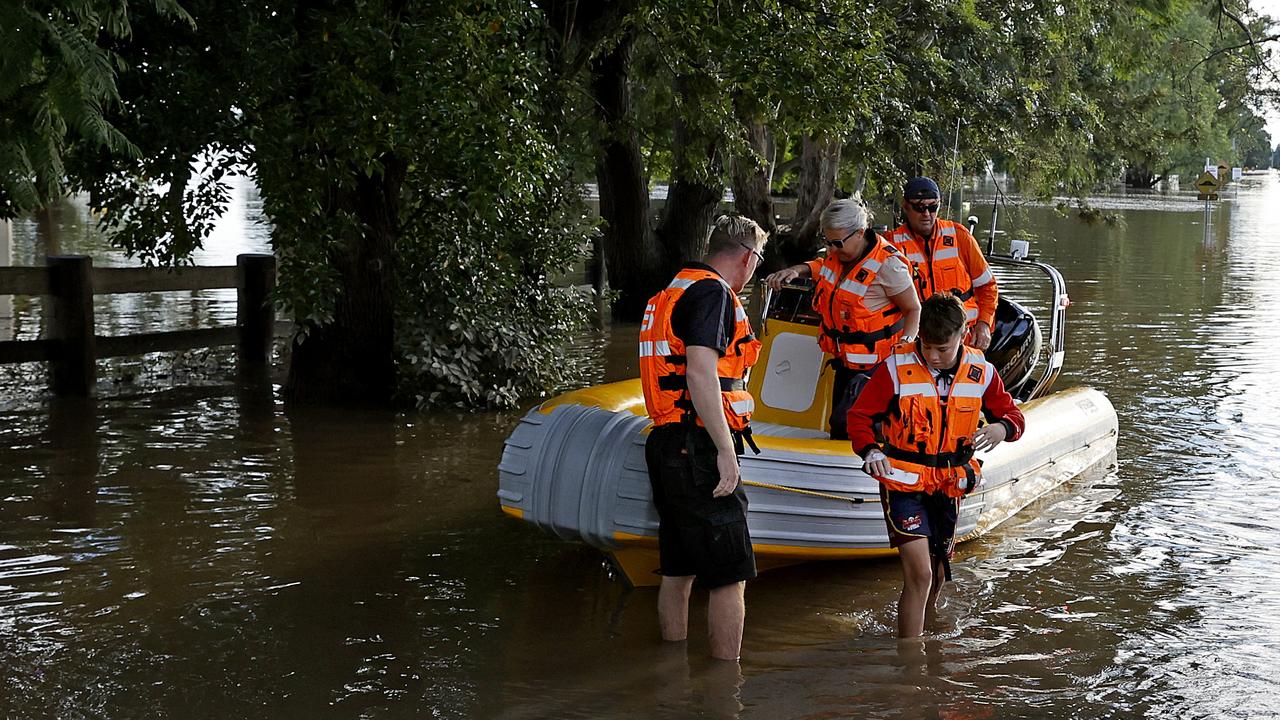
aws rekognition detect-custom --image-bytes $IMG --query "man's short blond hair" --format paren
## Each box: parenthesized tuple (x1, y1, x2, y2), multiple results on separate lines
(706, 214, 768, 257)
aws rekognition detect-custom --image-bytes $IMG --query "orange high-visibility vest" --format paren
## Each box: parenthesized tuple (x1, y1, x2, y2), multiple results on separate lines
(891, 219, 993, 326)
(639, 268, 761, 430)
(810, 237, 908, 370)
(877, 342, 994, 498)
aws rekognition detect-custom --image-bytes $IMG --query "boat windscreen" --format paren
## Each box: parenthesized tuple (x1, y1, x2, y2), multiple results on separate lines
(766, 281, 822, 325)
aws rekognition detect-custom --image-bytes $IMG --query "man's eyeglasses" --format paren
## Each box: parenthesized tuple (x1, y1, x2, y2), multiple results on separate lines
(826, 228, 862, 249)
(739, 242, 765, 265)
(909, 201, 940, 214)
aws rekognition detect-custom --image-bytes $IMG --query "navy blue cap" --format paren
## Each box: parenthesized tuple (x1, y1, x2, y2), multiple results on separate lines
(903, 177, 940, 200)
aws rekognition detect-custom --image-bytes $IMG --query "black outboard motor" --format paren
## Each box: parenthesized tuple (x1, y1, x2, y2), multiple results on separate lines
(986, 297, 1042, 401)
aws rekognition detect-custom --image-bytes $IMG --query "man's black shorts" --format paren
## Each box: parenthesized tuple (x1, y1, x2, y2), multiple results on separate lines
(644, 423, 756, 588)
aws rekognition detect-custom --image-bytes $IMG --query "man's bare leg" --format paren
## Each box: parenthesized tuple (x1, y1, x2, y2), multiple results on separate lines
(658, 575, 695, 641)
(707, 581, 746, 660)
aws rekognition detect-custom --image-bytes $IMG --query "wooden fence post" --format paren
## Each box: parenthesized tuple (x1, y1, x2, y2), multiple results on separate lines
(47, 255, 96, 396)
(236, 253, 276, 368)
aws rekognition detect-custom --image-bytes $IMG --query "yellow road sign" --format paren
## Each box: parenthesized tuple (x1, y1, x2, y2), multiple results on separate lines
(1194, 171, 1219, 195)
(1217, 162, 1230, 185)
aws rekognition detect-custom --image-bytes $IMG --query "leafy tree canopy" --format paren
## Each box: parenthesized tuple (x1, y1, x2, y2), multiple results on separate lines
(3, 0, 1278, 407)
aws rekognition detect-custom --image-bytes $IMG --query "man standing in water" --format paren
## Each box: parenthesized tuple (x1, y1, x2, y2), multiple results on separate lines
(639, 215, 768, 660)
(848, 292, 1024, 637)
(890, 177, 999, 350)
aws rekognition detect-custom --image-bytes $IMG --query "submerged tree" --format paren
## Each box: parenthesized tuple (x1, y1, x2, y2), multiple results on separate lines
(72, 0, 593, 407)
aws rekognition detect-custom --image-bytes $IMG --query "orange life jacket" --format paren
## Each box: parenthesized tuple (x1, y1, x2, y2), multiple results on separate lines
(891, 219, 991, 325)
(877, 342, 994, 498)
(639, 268, 761, 431)
(811, 237, 908, 370)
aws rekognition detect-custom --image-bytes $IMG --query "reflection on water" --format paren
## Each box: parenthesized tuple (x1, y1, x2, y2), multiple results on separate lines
(4, 174, 1280, 717)
(0, 177, 272, 404)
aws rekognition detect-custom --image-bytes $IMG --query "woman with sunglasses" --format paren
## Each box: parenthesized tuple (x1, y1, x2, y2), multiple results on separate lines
(888, 177, 998, 350)
(764, 198, 920, 440)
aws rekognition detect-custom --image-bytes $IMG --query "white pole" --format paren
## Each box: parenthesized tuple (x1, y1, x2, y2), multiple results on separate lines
(0, 220, 11, 340)
(1204, 198, 1212, 245)
(947, 118, 961, 217)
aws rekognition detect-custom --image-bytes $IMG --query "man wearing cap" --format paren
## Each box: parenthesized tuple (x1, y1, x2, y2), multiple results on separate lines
(890, 177, 998, 350)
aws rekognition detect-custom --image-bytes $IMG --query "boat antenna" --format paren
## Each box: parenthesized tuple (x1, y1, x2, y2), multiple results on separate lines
(984, 163, 1011, 255)
(946, 117, 961, 218)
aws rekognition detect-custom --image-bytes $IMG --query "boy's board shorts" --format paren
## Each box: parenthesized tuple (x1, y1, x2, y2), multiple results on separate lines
(644, 423, 756, 588)
(880, 486, 960, 576)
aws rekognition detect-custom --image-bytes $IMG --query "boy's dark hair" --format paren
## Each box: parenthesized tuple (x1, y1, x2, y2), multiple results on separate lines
(919, 292, 968, 342)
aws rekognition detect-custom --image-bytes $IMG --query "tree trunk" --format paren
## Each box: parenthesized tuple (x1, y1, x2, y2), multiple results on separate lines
(655, 83, 724, 277)
(730, 115, 776, 235)
(791, 135, 841, 239)
(1124, 165, 1160, 189)
(851, 162, 867, 198)
(285, 157, 404, 404)
(589, 31, 666, 321)
(772, 135, 841, 267)
(656, 177, 722, 266)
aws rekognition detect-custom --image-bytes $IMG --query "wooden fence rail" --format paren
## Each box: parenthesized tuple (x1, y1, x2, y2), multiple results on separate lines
(0, 254, 277, 396)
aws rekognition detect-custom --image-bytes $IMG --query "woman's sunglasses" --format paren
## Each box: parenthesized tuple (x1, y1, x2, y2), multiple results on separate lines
(825, 228, 863, 249)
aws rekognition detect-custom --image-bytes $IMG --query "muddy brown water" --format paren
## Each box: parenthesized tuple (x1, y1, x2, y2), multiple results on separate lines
(3, 175, 1279, 718)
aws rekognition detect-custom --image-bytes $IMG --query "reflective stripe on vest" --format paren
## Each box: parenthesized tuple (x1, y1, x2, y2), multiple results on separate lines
(639, 267, 761, 430)
(844, 351, 880, 366)
(638, 340, 673, 358)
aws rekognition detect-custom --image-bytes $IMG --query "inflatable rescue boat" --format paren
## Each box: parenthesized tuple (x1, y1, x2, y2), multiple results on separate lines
(498, 241, 1118, 586)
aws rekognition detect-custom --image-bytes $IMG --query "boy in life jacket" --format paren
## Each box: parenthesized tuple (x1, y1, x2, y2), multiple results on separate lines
(847, 292, 1025, 638)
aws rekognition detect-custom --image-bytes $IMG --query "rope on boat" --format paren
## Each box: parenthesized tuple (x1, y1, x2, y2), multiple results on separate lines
(742, 479, 871, 505)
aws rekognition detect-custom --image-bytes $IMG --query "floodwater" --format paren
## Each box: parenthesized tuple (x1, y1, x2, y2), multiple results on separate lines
(3, 174, 1280, 718)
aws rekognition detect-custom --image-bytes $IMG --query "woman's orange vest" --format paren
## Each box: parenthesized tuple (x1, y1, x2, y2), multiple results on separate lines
(876, 342, 994, 498)
(639, 268, 761, 431)
(810, 236, 907, 370)
(891, 219, 989, 325)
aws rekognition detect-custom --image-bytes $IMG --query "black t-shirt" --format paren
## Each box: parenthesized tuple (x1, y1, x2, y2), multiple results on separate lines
(670, 263, 735, 356)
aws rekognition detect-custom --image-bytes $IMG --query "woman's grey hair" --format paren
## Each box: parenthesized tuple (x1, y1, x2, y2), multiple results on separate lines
(819, 198, 871, 234)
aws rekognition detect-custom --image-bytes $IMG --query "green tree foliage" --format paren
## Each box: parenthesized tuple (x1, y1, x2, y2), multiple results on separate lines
(1079, 0, 1276, 188)
(6, 0, 1278, 407)
(0, 0, 190, 217)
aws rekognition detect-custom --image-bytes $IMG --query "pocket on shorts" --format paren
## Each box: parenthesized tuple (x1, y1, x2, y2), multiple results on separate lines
(703, 508, 750, 567)
(683, 429, 724, 495)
